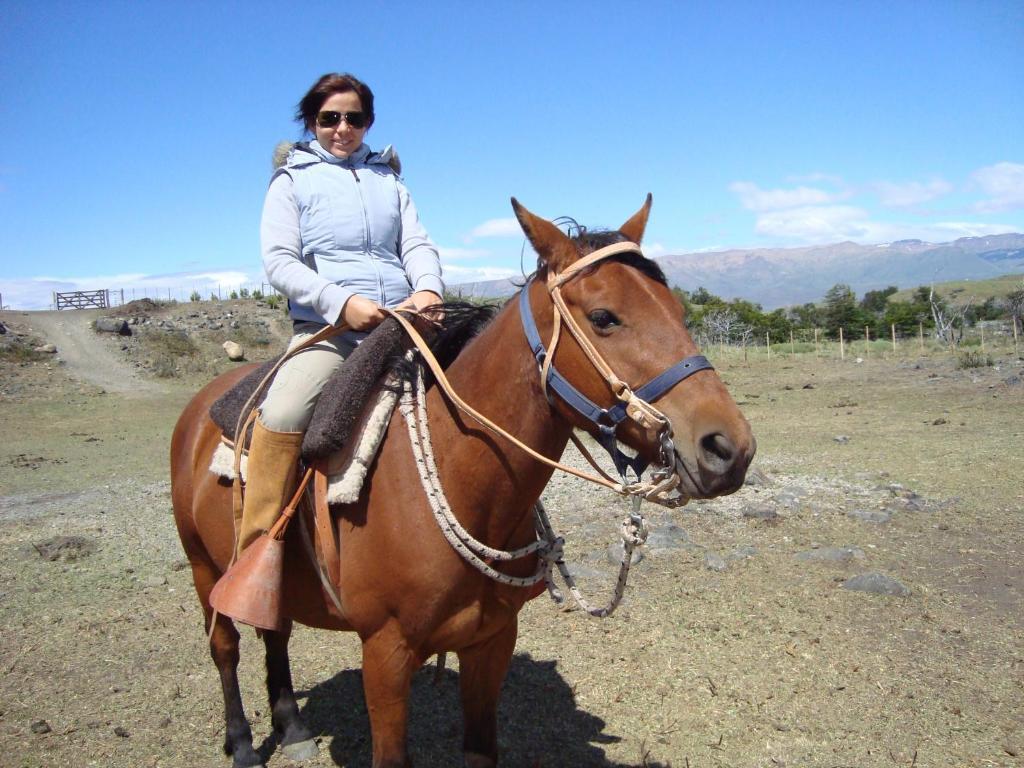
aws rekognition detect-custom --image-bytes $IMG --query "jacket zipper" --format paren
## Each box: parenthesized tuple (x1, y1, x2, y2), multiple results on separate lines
(350, 165, 386, 304)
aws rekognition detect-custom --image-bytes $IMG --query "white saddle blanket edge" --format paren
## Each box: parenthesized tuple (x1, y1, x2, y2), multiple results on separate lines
(208, 386, 399, 505)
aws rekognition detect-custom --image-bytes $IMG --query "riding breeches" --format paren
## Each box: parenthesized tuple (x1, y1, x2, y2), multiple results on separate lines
(257, 321, 358, 433)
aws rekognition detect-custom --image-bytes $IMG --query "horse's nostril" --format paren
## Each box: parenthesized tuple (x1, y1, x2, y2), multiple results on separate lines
(700, 433, 735, 467)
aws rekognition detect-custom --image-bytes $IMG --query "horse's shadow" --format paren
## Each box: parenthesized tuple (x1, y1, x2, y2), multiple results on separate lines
(292, 651, 666, 767)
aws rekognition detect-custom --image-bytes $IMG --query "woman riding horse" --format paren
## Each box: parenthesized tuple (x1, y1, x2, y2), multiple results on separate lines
(172, 194, 754, 767)
(224, 72, 443, 619)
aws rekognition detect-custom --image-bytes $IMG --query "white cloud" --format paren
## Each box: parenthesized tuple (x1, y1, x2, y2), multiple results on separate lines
(971, 162, 1024, 213)
(443, 264, 520, 285)
(872, 179, 953, 208)
(729, 181, 837, 212)
(786, 172, 846, 186)
(438, 246, 491, 261)
(753, 204, 1017, 245)
(0, 269, 265, 310)
(465, 217, 522, 240)
(754, 205, 871, 241)
(901, 220, 1019, 241)
(0, 278, 78, 311)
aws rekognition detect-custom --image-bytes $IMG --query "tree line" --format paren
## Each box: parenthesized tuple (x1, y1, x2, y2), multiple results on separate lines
(675, 280, 1024, 347)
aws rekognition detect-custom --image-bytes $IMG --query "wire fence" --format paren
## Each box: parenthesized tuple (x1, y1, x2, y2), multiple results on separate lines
(703, 321, 1022, 364)
(94, 283, 282, 308)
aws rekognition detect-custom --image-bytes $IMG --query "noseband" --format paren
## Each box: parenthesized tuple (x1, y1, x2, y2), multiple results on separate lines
(520, 242, 713, 480)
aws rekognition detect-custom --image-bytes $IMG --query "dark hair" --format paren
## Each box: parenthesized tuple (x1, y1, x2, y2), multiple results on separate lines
(536, 219, 667, 285)
(295, 73, 375, 133)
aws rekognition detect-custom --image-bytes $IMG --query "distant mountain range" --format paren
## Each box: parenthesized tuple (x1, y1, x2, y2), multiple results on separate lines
(449, 233, 1024, 309)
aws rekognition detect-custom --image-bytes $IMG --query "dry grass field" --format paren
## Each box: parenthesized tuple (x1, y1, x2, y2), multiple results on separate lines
(0, 304, 1021, 767)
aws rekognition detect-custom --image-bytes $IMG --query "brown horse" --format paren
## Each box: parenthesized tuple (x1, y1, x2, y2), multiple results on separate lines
(171, 197, 755, 768)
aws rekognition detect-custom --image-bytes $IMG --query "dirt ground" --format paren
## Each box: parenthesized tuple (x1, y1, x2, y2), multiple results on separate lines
(0, 305, 1022, 768)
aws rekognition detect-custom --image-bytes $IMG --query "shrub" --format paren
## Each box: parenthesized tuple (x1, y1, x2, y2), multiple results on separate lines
(0, 341, 46, 363)
(783, 341, 818, 354)
(231, 326, 272, 348)
(189, 291, 201, 302)
(251, 289, 263, 300)
(956, 350, 993, 369)
(146, 330, 200, 378)
(265, 295, 281, 310)
(229, 290, 239, 300)
(239, 288, 250, 299)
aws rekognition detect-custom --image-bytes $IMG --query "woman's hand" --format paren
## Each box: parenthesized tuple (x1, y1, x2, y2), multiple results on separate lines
(339, 295, 387, 330)
(410, 290, 445, 323)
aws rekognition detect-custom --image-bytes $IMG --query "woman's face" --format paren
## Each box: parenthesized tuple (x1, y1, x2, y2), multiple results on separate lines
(313, 91, 368, 159)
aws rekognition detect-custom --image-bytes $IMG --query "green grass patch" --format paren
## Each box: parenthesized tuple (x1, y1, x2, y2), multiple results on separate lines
(144, 329, 200, 378)
(0, 341, 47, 363)
(891, 273, 1024, 305)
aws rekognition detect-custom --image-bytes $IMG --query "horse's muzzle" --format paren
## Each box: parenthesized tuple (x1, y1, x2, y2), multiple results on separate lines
(674, 427, 756, 499)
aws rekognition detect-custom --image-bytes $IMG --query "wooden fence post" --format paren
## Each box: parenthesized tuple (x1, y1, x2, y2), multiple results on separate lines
(839, 327, 845, 360)
(1014, 316, 1020, 358)
(790, 329, 795, 356)
(864, 325, 870, 358)
(814, 328, 820, 358)
(980, 324, 985, 353)
(919, 321, 925, 354)
(766, 331, 771, 360)
(891, 323, 897, 355)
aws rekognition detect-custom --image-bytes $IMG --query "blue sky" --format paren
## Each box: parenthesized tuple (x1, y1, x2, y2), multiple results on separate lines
(1, 0, 1022, 309)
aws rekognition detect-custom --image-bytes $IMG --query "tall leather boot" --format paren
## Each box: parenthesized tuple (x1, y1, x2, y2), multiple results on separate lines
(236, 418, 304, 558)
(210, 418, 304, 630)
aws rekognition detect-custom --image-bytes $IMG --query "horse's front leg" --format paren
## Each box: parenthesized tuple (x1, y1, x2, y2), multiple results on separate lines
(188, 548, 263, 768)
(262, 622, 318, 761)
(361, 622, 419, 767)
(207, 611, 264, 767)
(457, 617, 518, 768)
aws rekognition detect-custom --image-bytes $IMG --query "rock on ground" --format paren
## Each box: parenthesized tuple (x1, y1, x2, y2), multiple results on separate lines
(842, 572, 911, 597)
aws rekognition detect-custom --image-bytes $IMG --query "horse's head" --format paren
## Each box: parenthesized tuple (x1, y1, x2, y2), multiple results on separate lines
(512, 195, 755, 503)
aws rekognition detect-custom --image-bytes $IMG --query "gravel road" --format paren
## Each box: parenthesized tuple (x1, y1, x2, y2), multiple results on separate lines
(18, 309, 165, 395)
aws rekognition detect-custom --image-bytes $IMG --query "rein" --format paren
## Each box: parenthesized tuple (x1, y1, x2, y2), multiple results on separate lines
(386, 241, 713, 504)
(400, 362, 647, 617)
(375, 241, 715, 616)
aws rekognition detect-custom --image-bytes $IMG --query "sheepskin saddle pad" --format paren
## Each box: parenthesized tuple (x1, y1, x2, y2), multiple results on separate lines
(209, 318, 407, 461)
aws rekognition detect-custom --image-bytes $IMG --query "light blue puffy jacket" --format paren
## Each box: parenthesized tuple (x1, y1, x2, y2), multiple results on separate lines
(260, 140, 444, 328)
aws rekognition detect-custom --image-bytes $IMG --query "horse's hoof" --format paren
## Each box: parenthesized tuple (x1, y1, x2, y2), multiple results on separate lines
(282, 738, 319, 762)
(228, 742, 265, 768)
(464, 751, 496, 768)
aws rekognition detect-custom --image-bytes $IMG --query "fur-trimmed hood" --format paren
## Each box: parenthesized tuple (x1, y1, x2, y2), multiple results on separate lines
(271, 140, 402, 175)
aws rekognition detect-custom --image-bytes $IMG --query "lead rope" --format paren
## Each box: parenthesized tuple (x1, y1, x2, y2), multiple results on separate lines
(385, 308, 669, 499)
(401, 363, 647, 617)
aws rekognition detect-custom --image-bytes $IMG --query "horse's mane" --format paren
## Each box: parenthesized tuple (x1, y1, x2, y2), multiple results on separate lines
(390, 222, 665, 389)
(389, 301, 499, 388)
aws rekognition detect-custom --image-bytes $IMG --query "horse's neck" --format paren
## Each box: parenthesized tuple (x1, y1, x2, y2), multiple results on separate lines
(423, 297, 570, 542)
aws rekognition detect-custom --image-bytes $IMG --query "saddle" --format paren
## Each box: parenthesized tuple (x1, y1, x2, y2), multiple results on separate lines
(208, 304, 496, 629)
(207, 319, 412, 629)
(210, 318, 407, 461)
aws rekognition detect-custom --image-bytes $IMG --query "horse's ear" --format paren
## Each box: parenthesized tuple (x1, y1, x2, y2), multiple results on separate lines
(510, 197, 575, 273)
(618, 193, 653, 244)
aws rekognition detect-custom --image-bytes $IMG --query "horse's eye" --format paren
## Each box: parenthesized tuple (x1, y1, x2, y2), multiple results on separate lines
(588, 309, 619, 331)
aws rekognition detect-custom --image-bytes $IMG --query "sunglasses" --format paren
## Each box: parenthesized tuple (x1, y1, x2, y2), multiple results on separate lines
(315, 110, 368, 129)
